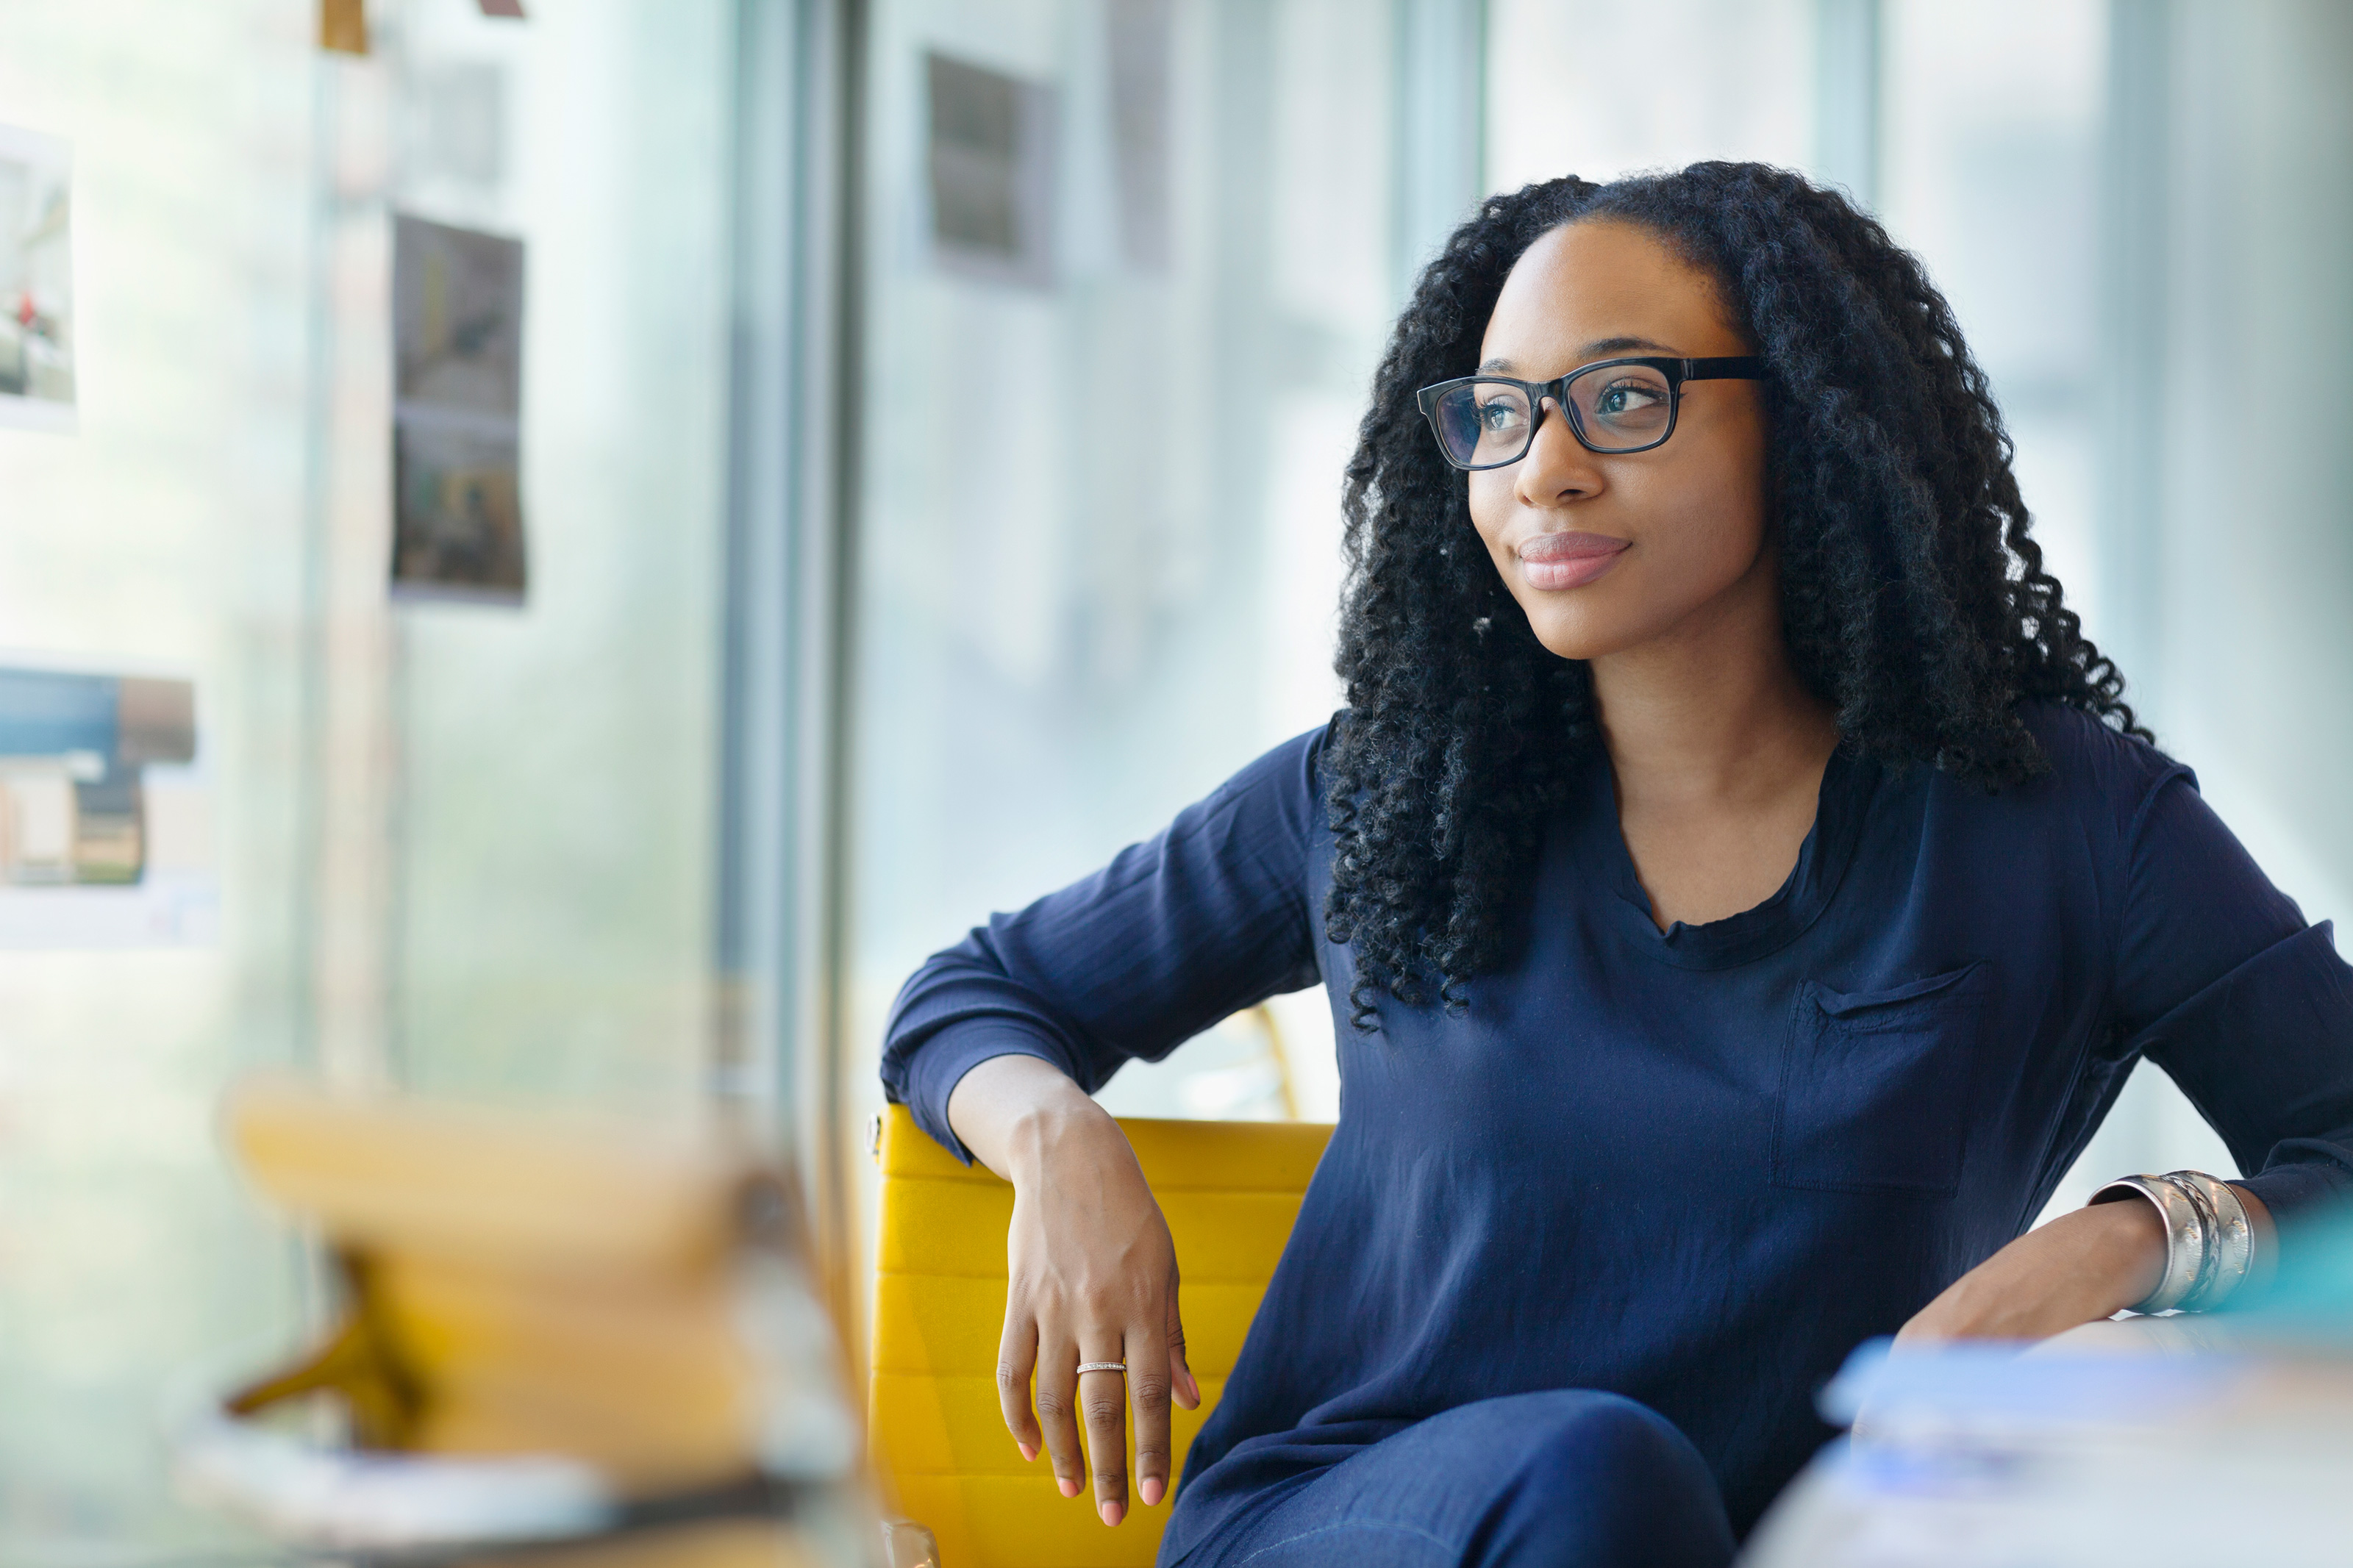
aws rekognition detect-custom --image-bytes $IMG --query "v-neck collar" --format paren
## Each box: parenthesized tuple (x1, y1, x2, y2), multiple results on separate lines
(1579, 742, 1879, 971)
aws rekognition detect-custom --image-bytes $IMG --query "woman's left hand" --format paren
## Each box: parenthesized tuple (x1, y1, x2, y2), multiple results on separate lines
(1895, 1198, 2167, 1343)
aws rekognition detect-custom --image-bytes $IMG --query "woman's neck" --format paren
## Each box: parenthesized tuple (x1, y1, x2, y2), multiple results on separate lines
(1589, 559, 1837, 808)
(1588, 557, 1841, 928)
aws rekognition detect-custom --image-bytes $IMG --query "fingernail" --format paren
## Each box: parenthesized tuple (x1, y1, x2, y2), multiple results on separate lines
(1140, 1477, 1164, 1506)
(1058, 1477, 1080, 1498)
(1099, 1500, 1124, 1527)
(1018, 1442, 1037, 1463)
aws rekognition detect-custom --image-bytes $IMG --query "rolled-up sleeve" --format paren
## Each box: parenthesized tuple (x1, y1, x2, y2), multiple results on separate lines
(880, 723, 1330, 1162)
(2115, 771, 2353, 1226)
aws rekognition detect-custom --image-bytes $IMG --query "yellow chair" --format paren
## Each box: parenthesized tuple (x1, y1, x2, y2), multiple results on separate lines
(869, 1103, 1332, 1567)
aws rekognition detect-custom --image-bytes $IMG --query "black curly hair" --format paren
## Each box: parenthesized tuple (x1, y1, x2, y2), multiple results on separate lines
(1321, 161, 2143, 1027)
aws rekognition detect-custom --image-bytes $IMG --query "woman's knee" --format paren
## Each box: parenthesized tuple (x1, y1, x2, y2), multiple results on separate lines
(1477, 1392, 1734, 1568)
(1513, 1391, 1694, 1467)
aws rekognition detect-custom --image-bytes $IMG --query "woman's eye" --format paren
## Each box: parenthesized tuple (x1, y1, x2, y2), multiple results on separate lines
(1593, 380, 1666, 418)
(1477, 399, 1525, 432)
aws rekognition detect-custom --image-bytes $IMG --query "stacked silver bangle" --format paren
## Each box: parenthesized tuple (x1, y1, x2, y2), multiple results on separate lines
(2089, 1170, 2255, 1314)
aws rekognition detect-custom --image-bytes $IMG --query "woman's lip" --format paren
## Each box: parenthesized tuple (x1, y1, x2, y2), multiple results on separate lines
(1516, 531, 1629, 590)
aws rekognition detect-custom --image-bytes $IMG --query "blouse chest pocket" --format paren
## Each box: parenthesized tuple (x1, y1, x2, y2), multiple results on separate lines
(1771, 962, 1990, 1196)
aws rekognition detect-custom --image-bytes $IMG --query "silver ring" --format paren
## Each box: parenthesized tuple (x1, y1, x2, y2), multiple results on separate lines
(1074, 1361, 1126, 1375)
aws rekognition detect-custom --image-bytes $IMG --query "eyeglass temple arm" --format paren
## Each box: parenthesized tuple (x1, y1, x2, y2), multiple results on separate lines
(1679, 356, 1766, 381)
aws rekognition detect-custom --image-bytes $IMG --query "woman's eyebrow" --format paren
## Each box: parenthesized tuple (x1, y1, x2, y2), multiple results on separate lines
(1477, 337, 1681, 376)
(1579, 334, 1679, 357)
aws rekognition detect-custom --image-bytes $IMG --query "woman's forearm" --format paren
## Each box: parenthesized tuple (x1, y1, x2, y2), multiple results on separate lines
(946, 1052, 1118, 1184)
(1899, 1175, 2280, 1343)
(1896, 1198, 2160, 1342)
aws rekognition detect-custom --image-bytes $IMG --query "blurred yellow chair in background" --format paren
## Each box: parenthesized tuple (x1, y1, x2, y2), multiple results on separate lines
(868, 1103, 1332, 1568)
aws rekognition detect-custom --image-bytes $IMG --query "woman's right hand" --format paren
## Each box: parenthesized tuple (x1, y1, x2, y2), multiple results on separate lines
(946, 1053, 1200, 1527)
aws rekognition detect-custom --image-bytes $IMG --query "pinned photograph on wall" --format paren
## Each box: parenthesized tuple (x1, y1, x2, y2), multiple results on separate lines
(393, 418, 525, 597)
(926, 51, 1057, 289)
(0, 660, 218, 947)
(0, 123, 75, 434)
(390, 213, 526, 605)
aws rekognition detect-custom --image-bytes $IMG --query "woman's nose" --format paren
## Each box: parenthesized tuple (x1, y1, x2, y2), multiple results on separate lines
(1513, 397, 1604, 507)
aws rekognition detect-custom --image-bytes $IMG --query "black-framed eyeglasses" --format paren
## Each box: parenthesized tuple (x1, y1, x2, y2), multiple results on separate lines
(1415, 356, 1766, 469)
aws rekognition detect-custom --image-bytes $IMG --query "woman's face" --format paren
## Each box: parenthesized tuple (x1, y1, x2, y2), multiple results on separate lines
(1467, 219, 1771, 663)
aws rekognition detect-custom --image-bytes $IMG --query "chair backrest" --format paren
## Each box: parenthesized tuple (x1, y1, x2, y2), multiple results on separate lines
(869, 1103, 1332, 1568)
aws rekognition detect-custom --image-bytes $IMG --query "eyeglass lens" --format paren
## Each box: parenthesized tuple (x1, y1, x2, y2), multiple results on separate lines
(1429, 362, 1677, 466)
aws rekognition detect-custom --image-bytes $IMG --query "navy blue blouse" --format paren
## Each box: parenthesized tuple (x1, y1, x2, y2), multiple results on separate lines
(880, 703, 2353, 1542)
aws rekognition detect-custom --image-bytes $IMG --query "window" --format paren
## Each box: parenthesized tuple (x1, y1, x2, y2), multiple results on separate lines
(844, 0, 1421, 1139)
(0, 1, 740, 1550)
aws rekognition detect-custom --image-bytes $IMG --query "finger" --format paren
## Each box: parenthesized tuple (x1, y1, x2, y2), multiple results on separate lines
(1167, 1280, 1199, 1410)
(1079, 1348, 1129, 1525)
(994, 1309, 1042, 1463)
(1033, 1340, 1086, 1500)
(1127, 1320, 1174, 1509)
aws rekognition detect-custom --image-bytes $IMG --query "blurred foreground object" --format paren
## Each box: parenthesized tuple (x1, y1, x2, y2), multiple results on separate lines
(319, 0, 368, 55)
(867, 1103, 1330, 1567)
(1743, 1210, 2353, 1567)
(178, 1076, 877, 1566)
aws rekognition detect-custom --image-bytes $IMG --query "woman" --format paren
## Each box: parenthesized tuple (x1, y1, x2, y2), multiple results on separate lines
(880, 164, 2353, 1567)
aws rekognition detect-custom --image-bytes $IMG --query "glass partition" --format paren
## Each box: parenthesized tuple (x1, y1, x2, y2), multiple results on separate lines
(0, 7, 314, 1551)
(1879, 0, 2107, 667)
(376, 0, 736, 1114)
(1485, 0, 1821, 194)
(1873, 0, 2223, 1209)
(0, 1, 741, 1557)
(844, 0, 1410, 1148)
